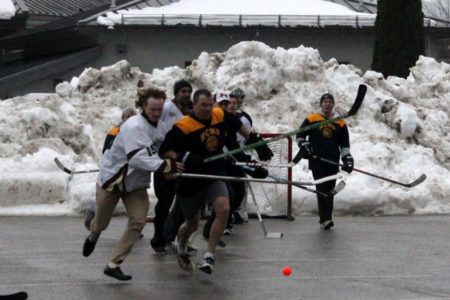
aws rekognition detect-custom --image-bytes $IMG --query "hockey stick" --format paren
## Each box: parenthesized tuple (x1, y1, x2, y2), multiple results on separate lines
(54, 157, 99, 175)
(174, 173, 342, 186)
(0, 291, 28, 300)
(268, 173, 346, 197)
(204, 84, 367, 163)
(53, 157, 341, 185)
(314, 155, 427, 188)
(247, 182, 283, 239)
(234, 161, 295, 168)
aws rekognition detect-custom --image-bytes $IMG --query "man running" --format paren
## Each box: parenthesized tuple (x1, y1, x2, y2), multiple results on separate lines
(159, 88, 273, 274)
(82, 88, 184, 281)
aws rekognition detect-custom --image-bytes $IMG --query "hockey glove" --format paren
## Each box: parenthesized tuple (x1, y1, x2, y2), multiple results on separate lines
(246, 132, 274, 161)
(341, 154, 354, 173)
(298, 140, 313, 159)
(179, 152, 208, 174)
(242, 166, 269, 179)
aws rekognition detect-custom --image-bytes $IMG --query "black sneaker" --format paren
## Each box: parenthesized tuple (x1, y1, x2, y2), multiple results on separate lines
(175, 245, 194, 271)
(198, 256, 215, 274)
(104, 265, 132, 281)
(84, 207, 95, 231)
(223, 227, 232, 235)
(232, 211, 244, 224)
(82, 236, 97, 257)
(321, 220, 334, 230)
(150, 238, 167, 254)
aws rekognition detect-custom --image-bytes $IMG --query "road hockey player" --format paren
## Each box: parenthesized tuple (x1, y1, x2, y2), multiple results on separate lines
(296, 92, 354, 230)
(151, 79, 194, 254)
(159, 88, 273, 274)
(82, 88, 184, 281)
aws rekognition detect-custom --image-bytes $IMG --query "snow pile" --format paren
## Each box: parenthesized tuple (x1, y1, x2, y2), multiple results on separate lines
(0, 41, 449, 217)
(0, 0, 15, 20)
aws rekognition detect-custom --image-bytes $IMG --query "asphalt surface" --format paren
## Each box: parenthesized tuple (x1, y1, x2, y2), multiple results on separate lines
(1, 215, 450, 300)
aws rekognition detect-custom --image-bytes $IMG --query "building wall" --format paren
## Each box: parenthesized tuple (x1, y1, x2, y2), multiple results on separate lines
(83, 26, 376, 73)
(3, 25, 446, 98)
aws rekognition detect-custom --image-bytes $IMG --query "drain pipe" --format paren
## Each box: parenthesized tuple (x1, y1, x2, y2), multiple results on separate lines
(111, 0, 116, 8)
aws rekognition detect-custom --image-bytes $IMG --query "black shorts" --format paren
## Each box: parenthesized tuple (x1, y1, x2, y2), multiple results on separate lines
(177, 180, 228, 220)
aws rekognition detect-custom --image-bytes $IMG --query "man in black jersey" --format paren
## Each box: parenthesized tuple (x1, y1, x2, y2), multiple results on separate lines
(159, 88, 273, 274)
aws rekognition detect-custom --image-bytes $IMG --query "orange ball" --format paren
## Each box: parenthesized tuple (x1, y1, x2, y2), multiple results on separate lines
(282, 266, 292, 276)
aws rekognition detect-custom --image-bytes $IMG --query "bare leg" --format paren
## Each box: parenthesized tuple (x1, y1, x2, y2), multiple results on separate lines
(207, 196, 229, 253)
(178, 212, 200, 250)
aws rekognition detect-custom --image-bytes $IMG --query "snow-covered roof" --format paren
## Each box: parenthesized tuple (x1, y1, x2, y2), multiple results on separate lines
(11, 0, 125, 17)
(79, 0, 378, 28)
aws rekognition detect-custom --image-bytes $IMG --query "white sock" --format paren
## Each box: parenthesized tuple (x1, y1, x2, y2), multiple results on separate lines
(108, 262, 118, 269)
(204, 252, 214, 259)
(177, 243, 187, 255)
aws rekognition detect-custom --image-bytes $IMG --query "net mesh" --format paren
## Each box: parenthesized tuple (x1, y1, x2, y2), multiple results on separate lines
(246, 133, 292, 219)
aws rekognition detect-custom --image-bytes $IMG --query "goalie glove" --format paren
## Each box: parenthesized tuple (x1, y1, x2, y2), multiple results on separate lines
(246, 132, 274, 161)
(242, 166, 269, 179)
(341, 154, 354, 173)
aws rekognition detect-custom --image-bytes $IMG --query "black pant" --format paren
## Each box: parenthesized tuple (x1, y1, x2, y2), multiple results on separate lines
(163, 195, 185, 243)
(152, 172, 176, 247)
(311, 162, 338, 224)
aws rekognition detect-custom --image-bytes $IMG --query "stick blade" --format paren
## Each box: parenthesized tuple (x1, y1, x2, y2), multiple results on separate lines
(265, 232, 283, 239)
(329, 180, 346, 196)
(346, 84, 367, 117)
(54, 157, 72, 174)
(405, 174, 426, 188)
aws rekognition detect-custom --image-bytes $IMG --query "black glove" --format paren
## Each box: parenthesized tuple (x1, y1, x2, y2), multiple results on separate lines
(160, 158, 178, 174)
(298, 140, 313, 159)
(341, 154, 354, 173)
(246, 132, 274, 161)
(233, 152, 252, 163)
(223, 157, 236, 169)
(242, 166, 269, 179)
(179, 152, 207, 173)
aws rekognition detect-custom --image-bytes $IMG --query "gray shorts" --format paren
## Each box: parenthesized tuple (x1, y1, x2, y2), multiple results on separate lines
(177, 181, 229, 220)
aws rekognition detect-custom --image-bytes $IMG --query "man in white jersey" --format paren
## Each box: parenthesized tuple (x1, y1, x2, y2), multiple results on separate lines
(151, 79, 194, 253)
(84, 107, 137, 231)
(82, 88, 184, 281)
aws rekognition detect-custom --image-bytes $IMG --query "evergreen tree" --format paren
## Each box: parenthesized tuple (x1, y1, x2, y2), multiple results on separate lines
(372, 0, 425, 78)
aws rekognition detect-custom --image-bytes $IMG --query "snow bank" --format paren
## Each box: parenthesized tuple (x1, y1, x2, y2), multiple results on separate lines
(0, 44, 449, 217)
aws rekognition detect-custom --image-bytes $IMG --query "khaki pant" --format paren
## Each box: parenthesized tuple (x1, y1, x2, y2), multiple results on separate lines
(91, 184, 149, 265)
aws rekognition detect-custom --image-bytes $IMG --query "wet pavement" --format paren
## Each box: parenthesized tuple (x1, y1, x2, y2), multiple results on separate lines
(1, 215, 450, 300)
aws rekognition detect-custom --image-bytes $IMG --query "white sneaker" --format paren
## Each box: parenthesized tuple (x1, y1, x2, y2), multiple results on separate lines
(198, 256, 215, 274)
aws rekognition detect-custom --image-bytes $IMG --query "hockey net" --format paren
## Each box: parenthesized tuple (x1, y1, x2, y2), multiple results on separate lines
(247, 133, 293, 220)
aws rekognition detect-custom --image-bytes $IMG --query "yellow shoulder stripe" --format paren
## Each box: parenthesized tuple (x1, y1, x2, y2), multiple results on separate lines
(211, 107, 225, 125)
(175, 115, 205, 134)
(107, 126, 120, 136)
(307, 113, 346, 127)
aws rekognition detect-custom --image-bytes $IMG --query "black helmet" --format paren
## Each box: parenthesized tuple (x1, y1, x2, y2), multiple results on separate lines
(230, 88, 245, 100)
